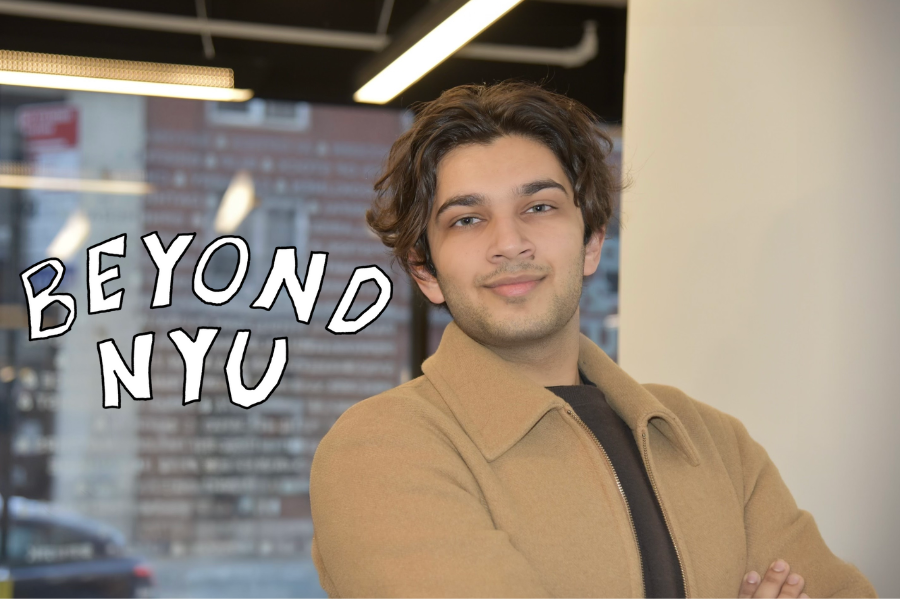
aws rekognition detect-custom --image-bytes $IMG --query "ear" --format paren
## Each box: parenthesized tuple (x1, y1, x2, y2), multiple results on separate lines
(408, 252, 446, 306)
(582, 227, 606, 278)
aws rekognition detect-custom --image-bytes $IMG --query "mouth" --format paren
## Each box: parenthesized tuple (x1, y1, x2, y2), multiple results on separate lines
(484, 274, 545, 298)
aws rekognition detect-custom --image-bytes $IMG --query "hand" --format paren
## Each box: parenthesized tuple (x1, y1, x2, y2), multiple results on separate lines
(739, 559, 809, 598)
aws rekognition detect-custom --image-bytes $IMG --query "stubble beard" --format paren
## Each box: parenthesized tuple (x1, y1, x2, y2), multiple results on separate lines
(436, 245, 586, 350)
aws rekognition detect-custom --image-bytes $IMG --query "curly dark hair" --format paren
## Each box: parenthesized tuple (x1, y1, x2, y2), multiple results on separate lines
(366, 80, 621, 282)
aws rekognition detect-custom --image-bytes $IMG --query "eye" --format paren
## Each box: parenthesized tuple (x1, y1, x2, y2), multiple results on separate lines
(527, 203, 554, 214)
(451, 215, 482, 227)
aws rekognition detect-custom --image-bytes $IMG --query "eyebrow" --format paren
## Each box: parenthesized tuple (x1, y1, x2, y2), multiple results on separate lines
(433, 178, 568, 222)
(517, 178, 567, 197)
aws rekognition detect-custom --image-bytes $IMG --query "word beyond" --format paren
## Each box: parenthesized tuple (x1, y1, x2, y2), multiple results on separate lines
(19, 232, 393, 409)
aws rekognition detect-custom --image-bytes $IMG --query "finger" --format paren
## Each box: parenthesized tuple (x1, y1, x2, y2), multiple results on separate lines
(800, 594, 810, 599)
(754, 559, 791, 598)
(777, 572, 805, 599)
(738, 571, 761, 598)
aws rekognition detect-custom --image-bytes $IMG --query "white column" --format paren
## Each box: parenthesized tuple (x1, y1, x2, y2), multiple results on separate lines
(620, 1, 900, 595)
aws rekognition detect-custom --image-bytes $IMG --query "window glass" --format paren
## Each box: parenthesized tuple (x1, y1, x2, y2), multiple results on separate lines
(0, 85, 619, 597)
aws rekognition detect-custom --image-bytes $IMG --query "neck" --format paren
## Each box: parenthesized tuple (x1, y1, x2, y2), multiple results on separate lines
(480, 310, 582, 387)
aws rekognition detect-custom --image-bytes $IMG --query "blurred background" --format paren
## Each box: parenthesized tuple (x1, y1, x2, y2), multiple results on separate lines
(0, 0, 897, 597)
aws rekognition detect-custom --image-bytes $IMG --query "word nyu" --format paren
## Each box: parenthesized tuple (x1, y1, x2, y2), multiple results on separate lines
(19, 232, 393, 409)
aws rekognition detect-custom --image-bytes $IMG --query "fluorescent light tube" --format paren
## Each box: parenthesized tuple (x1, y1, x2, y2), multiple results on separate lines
(0, 174, 153, 195)
(354, 0, 523, 104)
(0, 49, 252, 102)
(214, 170, 256, 234)
(47, 210, 91, 261)
(0, 71, 252, 101)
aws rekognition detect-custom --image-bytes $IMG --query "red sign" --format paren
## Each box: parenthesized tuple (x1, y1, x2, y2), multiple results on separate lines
(17, 104, 79, 153)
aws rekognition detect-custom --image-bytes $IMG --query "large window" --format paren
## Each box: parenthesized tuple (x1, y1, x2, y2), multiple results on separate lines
(0, 85, 619, 597)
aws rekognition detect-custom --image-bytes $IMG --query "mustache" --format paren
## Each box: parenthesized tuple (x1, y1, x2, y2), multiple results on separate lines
(476, 263, 551, 286)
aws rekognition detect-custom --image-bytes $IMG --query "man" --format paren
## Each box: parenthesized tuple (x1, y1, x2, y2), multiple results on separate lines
(309, 82, 876, 598)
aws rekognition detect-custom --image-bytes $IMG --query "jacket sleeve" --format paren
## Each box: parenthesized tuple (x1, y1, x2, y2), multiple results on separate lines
(725, 414, 877, 598)
(309, 397, 551, 598)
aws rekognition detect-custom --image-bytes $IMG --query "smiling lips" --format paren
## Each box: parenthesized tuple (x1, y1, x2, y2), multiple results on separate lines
(484, 274, 545, 297)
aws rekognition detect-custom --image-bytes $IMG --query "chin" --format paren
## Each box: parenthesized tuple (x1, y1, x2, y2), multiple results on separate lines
(457, 311, 574, 348)
(443, 281, 582, 348)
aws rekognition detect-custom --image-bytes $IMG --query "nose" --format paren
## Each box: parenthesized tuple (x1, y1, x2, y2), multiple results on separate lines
(486, 214, 535, 263)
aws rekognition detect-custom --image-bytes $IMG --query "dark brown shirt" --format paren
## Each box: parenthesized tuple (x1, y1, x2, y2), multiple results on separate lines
(547, 372, 685, 598)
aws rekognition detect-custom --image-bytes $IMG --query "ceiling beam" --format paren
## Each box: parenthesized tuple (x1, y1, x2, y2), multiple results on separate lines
(456, 20, 596, 67)
(0, 0, 388, 51)
(535, 0, 626, 6)
(0, 0, 598, 67)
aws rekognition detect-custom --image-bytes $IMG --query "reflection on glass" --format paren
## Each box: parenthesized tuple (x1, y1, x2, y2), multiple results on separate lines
(1, 495, 154, 597)
(0, 84, 619, 598)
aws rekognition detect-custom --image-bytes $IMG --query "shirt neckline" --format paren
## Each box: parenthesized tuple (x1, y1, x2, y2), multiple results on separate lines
(546, 369, 597, 390)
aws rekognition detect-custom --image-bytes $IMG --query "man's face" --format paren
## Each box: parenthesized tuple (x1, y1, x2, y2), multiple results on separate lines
(413, 134, 604, 349)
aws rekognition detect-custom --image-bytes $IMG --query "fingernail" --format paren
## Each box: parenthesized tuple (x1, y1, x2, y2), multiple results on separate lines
(772, 560, 786, 572)
(788, 574, 800, 585)
(747, 572, 759, 584)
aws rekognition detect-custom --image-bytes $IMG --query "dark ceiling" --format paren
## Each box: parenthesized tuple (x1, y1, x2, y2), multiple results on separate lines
(0, 0, 627, 121)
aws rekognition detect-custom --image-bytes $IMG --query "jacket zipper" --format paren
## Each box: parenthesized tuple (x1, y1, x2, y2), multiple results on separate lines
(641, 430, 690, 598)
(565, 407, 646, 598)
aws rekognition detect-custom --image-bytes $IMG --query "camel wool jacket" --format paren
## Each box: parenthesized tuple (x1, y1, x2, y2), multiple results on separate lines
(309, 321, 876, 598)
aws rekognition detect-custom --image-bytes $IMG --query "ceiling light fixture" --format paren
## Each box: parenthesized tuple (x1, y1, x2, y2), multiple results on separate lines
(0, 49, 252, 101)
(47, 209, 91, 261)
(0, 175, 153, 195)
(214, 170, 256, 234)
(354, 0, 523, 105)
(0, 162, 154, 194)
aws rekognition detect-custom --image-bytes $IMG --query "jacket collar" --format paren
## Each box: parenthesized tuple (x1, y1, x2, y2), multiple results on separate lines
(422, 321, 700, 466)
